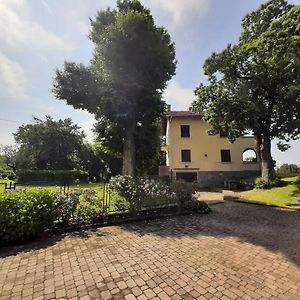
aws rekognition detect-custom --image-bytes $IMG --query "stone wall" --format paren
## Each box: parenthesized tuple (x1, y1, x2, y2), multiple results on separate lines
(196, 170, 260, 188)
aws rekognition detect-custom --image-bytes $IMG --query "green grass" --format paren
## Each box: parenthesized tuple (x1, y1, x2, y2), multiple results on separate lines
(238, 177, 300, 210)
(0, 179, 13, 184)
(0, 182, 125, 212)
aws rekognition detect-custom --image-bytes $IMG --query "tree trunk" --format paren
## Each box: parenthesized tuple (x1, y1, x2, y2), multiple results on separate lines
(260, 134, 276, 181)
(254, 134, 262, 162)
(122, 118, 136, 176)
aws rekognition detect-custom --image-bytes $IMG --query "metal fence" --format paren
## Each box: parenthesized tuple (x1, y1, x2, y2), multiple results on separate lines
(1, 180, 179, 215)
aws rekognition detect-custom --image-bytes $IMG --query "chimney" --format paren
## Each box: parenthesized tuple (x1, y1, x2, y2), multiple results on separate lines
(189, 106, 192, 111)
(166, 104, 171, 112)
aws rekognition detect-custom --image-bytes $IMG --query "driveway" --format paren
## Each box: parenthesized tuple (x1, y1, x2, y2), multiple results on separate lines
(0, 201, 299, 300)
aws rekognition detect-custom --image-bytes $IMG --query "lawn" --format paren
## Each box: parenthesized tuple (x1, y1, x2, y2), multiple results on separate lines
(0, 181, 121, 211)
(0, 181, 176, 212)
(238, 177, 300, 210)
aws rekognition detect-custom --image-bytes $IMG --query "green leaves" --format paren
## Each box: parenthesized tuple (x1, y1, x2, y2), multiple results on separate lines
(193, 0, 299, 180)
(53, 0, 176, 175)
(14, 116, 88, 170)
(193, 0, 300, 142)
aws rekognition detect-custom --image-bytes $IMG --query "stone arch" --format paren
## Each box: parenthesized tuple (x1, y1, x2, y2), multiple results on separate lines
(242, 148, 257, 163)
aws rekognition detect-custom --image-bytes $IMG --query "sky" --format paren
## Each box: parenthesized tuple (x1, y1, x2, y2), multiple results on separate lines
(0, 0, 299, 165)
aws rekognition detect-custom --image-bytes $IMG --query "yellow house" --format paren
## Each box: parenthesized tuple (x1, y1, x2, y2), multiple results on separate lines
(160, 110, 261, 187)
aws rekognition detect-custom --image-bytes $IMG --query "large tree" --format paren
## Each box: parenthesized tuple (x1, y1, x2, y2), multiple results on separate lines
(14, 116, 87, 170)
(192, 0, 300, 181)
(0, 145, 19, 173)
(53, 0, 176, 176)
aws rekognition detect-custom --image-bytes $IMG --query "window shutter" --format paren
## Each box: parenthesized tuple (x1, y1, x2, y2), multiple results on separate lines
(221, 150, 231, 162)
(181, 149, 191, 162)
(181, 125, 190, 137)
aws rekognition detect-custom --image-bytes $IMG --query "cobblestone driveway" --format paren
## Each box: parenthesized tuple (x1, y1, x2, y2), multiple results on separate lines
(0, 201, 299, 300)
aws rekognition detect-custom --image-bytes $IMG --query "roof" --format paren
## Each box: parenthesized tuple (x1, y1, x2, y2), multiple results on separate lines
(161, 111, 202, 135)
(164, 111, 202, 117)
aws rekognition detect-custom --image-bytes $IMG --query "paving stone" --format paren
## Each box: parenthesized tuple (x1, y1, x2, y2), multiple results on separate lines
(0, 202, 299, 300)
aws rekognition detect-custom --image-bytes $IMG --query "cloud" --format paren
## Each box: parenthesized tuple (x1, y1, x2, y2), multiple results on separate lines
(78, 112, 96, 143)
(77, 21, 90, 36)
(41, 0, 53, 14)
(0, 0, 69, 51)
(147, 0, 210, 26)
(163, 80, 196, 110)
(0, 52, 28, 100)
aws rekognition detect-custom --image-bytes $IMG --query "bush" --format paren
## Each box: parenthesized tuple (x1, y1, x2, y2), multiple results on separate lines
(190, 200, 211, 214)
(0, 167, 16, 180)
(170, 181, 195, 206)
(110, 176, 177, 213)
(74, 190, 104, 223)
(0, 189, 57, 245)
(255, 177, 285, 189)
(17, 169, 89, 184)
(295, 177, 300, 191)
(54, 191, 80, 225)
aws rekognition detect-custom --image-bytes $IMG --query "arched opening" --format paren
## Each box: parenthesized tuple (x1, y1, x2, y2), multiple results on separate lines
(243, 148, 257, 163)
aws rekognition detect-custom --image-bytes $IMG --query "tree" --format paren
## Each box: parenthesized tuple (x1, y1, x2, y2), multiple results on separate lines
(14, 116, 87, 170)
(93, 115, 164, 176)
(277, 164, 300, 176)
(53, 0, 176, 176)
(192, 0, 300, 181)
(0, 145, 18, 172)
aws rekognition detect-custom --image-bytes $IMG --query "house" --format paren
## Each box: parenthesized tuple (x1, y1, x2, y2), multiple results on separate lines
(159, 110, 261, 187)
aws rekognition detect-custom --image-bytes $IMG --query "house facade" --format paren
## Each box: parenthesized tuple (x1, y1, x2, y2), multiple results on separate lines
(160, 111, 261, 187)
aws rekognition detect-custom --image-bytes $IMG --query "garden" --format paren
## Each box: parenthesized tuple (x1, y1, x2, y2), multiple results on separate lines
(0, 175, 211, 246)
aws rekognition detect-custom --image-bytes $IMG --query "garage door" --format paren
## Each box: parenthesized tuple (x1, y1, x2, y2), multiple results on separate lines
(176, 172, 197, 183)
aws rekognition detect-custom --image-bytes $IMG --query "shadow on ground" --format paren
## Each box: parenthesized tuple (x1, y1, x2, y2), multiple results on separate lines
(0, 229, 114, 259)
(1, 201, 299, 268)
(119, 201, 300, 267)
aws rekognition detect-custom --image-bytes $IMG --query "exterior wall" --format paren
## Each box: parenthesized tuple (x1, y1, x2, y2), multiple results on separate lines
(164, 116, 260, 184)
(196, 170, 260, 188)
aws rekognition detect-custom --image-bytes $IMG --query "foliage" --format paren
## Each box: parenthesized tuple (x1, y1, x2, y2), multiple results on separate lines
(191, 200, 212, 214)
(54, 192, 80, 225)
(170, 181, 195, 208)
(192, 0, 300, 181)
(17, 169, 89, 184)
(0, 190, 57, 245)
(294, 176, 300, 192)
(53, 0, 176, 175)
(75, 190, 104, 223)
(254, 177, 284, 189)
(110, 175, 177, 213)
(0, 167, 16, 180)
(277, 163, 300, 177)
(14, 116, 87, 170)
(0, 145, 19, 173)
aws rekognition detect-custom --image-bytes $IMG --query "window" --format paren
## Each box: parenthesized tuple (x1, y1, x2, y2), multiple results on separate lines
(181, 149, 191, 162)
(181, 125, 190, 137)
(243, 149, 257, 163)
(221, 149, 231, 163)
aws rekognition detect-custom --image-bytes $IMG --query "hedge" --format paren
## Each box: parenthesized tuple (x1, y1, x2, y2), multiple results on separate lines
(17, 169, 89, 184)
(0, 190, 57, 245)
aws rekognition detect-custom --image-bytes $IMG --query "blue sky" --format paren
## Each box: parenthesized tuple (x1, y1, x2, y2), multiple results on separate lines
(0, 0, 299, 165)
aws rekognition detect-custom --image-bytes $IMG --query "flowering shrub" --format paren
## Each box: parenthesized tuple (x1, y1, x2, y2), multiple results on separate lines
(110, 176, 177, 212)
(74, 190, 104, 223)
(54, 191, 80, 225)
(170, 181, 195, 206)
